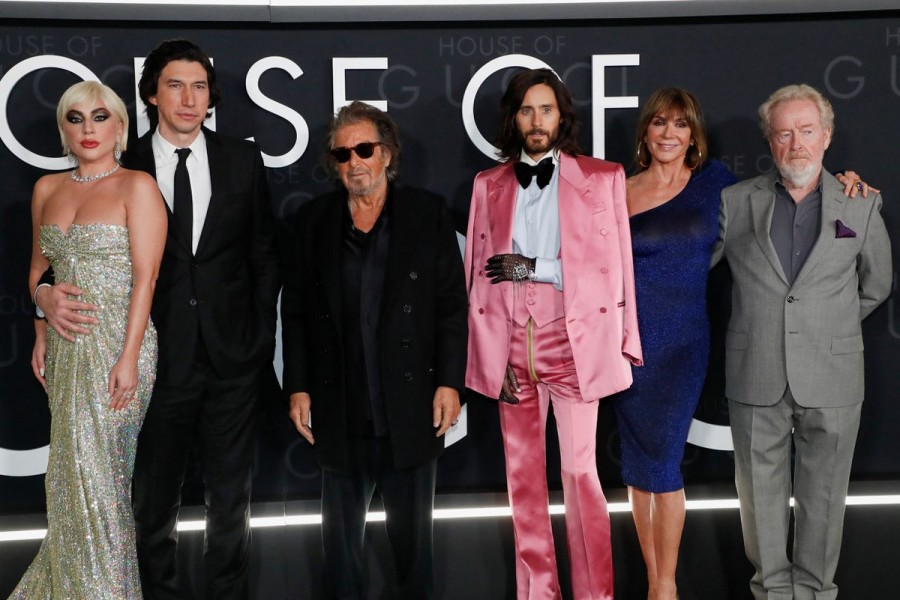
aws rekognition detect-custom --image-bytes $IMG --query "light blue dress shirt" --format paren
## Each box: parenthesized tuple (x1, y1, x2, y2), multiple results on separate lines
(511, 149, 563, 290)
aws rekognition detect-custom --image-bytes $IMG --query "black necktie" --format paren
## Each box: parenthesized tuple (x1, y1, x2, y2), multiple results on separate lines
(174, 148, 193, 247)
(514, 157, 554, 190)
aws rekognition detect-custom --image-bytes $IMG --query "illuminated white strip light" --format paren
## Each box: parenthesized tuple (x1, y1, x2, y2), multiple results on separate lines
(272, 0, 684, 5)
(23, 0, 269, 5)
(25, 0, 687, 4)
(3, 495, 900, 542)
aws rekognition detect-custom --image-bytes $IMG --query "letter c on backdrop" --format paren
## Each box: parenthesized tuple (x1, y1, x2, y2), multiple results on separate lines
(0, 55, 99, 171)
(461, 54, 554, 161)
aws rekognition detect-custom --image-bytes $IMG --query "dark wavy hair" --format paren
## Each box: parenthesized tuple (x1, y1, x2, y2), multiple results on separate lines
(634, 87, 708, 172)
(138, 39, 221, 126)
(494, 68, 581, 161)
(324, 101, 401, 181)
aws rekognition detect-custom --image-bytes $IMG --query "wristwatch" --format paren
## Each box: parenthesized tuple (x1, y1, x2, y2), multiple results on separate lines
(512, 258, 537, 282)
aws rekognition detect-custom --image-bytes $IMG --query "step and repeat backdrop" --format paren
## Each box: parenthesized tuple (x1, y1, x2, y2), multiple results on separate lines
(2, 12, 899, 512)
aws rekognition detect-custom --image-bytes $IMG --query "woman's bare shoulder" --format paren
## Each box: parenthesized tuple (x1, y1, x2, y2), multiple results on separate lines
(33, 171, 70, 200)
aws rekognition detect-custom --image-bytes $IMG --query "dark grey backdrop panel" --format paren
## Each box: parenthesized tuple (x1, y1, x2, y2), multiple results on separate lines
(1, 13, 899, 512)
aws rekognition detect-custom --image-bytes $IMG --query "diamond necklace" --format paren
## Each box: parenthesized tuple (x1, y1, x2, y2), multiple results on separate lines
(70, 163, 120, 183)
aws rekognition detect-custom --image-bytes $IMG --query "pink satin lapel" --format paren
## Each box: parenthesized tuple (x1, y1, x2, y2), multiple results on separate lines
(487, 169, 519, 313)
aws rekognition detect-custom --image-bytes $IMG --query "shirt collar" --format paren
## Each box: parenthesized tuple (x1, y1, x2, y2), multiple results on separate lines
(518, 148, 560, 167)
(774, 171, 824, 194)
(152, 127, 208, 166)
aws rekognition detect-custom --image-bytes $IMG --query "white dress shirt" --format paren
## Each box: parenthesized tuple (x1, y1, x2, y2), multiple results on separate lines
(152, 129, 213, 255)
(512, 148, 563, 290)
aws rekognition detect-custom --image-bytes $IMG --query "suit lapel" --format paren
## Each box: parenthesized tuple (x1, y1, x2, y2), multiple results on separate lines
(317, 196, 344, 340)
(793, 174, 844, 286)
(125, 135, 187, 250)
(382, 189, 421, 317)
(125, 135, 158, 179)
(750, 178, 789, 285)
(487, 164, 518, 310)
(557, 154, 590, 301)
(196, 129, 225, 257)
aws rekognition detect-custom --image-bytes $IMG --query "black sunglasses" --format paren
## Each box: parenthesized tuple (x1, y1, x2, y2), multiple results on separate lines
(329, 141, 382, 163)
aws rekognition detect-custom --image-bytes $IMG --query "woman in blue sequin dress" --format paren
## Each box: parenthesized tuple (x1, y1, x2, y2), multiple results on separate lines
(11, 81, 166, 599)
(613, 88, 736, 600)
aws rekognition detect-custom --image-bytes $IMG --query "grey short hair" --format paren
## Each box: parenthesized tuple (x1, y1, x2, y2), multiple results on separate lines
(758, 83, 834, 139)
(324, 101, 401, 181)
(56, 80, 129, 154)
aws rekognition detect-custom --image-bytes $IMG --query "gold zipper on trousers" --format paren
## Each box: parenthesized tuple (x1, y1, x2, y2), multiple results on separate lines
(526, 318, 539, 382)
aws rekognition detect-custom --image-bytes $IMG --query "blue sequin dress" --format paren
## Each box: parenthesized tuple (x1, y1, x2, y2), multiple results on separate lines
(614, 160, 736, 493)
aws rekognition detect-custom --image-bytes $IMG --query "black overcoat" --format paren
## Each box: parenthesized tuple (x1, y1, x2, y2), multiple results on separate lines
(281, 185, 468, 472)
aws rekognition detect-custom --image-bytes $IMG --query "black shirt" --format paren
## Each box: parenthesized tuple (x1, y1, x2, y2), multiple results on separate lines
(340, 190, 392, 437)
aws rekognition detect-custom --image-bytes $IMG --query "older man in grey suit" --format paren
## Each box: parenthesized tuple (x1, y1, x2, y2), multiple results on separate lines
(712, 83, 892, 600)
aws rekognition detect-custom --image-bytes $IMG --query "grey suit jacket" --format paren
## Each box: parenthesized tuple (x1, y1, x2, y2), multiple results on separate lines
(711, 170, 892, 408)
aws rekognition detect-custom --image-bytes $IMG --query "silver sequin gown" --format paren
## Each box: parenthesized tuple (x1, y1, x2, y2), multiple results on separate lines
(10, 223, 156, 600)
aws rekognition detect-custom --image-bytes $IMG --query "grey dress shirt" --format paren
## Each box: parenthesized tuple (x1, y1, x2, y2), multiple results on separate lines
(770, 179, 822, 284)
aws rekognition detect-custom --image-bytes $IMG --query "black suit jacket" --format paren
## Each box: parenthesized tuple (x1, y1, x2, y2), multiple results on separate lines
(124, 128, 281, 386)
(281, 185, 468, 472)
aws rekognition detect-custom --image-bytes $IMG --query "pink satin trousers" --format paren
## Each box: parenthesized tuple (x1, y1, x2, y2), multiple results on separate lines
(499, 316, 613, 600)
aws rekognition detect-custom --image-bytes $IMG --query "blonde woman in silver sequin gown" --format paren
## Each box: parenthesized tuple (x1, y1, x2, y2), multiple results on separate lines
(11, 81, 166, 599)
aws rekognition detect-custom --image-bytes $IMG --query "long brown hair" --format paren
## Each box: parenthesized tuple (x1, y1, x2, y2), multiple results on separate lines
(494, 68, 581, 161)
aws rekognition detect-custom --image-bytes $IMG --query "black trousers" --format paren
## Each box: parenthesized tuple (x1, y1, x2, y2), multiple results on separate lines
(321, 436, 437, 600)
(133, 343, 260, 600)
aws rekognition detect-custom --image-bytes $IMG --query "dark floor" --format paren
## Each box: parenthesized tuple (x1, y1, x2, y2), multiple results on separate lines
(1, 482, 898, 599)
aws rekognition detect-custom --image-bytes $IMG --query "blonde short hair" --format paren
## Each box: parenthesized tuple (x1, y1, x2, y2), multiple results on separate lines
(758, 84, 834, 139)
(56, 80, 129, 155)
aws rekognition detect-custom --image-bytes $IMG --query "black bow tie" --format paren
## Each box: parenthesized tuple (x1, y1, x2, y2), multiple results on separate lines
(514, 157, 555, 190)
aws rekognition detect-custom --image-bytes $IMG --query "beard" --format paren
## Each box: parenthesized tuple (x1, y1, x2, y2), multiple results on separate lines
(344, 167, 387, 197)
(776, 155, 821, 189)
(522, 128, 558, 155)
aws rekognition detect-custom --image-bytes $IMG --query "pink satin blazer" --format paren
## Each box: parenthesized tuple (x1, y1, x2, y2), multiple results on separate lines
(464, 153, 642, 402)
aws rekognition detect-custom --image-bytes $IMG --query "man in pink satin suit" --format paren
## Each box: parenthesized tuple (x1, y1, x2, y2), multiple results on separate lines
(464, 68, 642, 600)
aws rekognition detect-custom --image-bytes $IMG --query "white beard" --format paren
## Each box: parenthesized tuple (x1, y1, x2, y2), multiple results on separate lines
(777, 159, 820, 189)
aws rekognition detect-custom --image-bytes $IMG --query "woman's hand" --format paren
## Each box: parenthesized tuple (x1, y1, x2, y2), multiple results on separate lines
(107, 356, 139, 410)
(836, 170, 879, 198)
(31, 326, 48, 391)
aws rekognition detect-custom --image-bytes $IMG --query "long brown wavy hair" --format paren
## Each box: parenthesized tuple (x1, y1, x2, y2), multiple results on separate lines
(494, 68, 581, 161)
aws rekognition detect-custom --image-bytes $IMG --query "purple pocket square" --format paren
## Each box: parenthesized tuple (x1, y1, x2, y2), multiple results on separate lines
(835, 220, 857, 238)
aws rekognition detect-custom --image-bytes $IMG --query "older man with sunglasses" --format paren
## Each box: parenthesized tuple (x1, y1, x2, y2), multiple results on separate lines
(280, 101, 468, 599)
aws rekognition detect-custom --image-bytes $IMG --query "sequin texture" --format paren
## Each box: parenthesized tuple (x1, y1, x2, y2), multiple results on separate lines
(613, 160, 736, 493)
(10, 223, 156, 600)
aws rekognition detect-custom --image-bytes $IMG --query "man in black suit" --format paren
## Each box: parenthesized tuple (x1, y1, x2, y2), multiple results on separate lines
(280, 101, 467, 599)
(34, 40, 280, 599)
